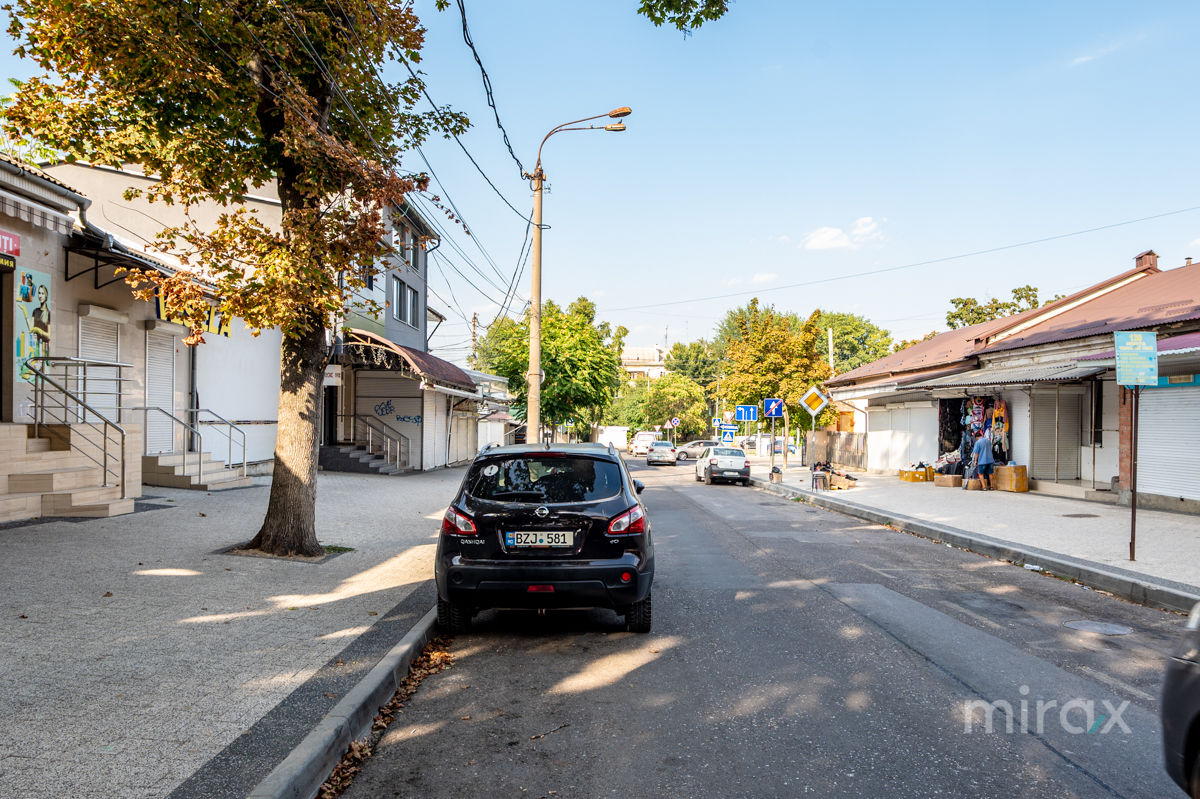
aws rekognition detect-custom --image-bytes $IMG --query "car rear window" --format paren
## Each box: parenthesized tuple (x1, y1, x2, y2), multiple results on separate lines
(713, 448, 745, 457)
(650, 442, 672, 448)
(466, 456, 624, 503)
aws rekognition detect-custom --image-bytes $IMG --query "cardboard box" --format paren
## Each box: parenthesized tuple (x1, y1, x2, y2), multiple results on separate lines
(993, 464, 1029, 492)
(829, 473, 857, 490)
(933, 473, 963, 487)
(964, 478, 983, 491)
(900, 469, 930, 482)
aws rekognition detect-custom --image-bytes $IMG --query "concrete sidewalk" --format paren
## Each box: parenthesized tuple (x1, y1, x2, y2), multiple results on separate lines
(748, 455, 1200, 611)
(0, 469, 464, 799)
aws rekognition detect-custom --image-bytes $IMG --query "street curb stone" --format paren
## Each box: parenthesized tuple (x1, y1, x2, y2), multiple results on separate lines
(751, 477, 1200, 614)
(247, 606, 439, 799)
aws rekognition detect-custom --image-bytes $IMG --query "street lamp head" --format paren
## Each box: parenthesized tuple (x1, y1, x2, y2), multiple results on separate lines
(608, 106, 632, 118)
(604, 123, 626, 132)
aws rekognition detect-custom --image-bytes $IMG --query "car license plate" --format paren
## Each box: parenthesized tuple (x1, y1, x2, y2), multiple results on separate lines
(505, 530, 574, 548)
(723, 471, 739, 476)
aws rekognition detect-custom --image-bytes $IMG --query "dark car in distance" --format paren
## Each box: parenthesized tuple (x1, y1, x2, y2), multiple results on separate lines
(1163, 601, 1200, 798)
(435, 443, 655, 634)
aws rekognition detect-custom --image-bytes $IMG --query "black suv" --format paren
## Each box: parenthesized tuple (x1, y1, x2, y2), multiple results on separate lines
(435, 443, 655, 633)
(1163, 601, 1200, 797)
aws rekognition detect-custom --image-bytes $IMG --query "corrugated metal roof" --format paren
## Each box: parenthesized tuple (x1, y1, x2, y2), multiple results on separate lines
(912, 363, 1106, 389)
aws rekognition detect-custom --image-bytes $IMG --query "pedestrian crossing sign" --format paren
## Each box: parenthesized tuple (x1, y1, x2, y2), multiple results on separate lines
(721, 430, 736, 443)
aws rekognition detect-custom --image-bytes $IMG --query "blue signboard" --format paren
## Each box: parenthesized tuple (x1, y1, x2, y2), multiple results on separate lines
(721, 430, 736, 443)
(719, 423, 739, 432)
(764, 398, 784, 418)
(735, 404, 758, 422)
(1115, 331, 1158, 386)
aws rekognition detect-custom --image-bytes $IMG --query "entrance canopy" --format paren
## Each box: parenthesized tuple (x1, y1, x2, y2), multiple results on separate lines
(339, 328, 477, 394)
(911, 362, 1107, 393)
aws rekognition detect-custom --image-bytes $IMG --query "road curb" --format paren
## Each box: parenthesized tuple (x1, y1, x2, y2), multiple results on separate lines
(752, 477, 1200, 614)
(247, 606, 439, 799)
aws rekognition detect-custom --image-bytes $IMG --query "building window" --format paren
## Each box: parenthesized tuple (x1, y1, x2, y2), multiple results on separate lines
(408, 285, 420, 329)
(393, 277, 419, 328)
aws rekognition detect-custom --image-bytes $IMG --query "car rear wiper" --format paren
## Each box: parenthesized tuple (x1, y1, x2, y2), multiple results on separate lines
(488, 491, 547, 500)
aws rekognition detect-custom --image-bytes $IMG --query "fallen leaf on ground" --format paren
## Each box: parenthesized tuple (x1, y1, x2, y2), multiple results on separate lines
(102, 592, 113, 598)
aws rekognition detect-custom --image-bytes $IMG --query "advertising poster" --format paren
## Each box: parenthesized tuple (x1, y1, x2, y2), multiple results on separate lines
(15, 267, 52, 383)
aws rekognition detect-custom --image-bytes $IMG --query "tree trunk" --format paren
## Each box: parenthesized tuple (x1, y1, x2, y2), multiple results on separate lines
(245, 313, 327, 556)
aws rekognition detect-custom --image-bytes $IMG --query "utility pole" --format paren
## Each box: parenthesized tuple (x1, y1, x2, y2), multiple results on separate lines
(527, 166, 544, 443)
(828, 327, 834, 372)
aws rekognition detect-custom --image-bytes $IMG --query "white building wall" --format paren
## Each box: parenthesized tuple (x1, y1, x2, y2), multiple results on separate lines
(194, 321, 282, 463)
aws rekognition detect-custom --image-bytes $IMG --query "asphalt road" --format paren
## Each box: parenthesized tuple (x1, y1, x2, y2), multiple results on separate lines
(342, 459, 1187, 799)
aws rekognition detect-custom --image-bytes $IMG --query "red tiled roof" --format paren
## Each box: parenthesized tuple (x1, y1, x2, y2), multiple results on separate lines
(827, 259, 1163, 387)
(980, 262, 1200, 354)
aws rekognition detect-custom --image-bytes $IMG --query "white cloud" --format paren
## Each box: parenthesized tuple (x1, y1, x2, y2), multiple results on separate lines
(802, 226, 853, 250)
(802, 217, 886, 250)
(852, 216, 883, 241)
(1190, 237, 1200, 247)
(751, 272, 777, 285)
(772, 234, 792, 243)
(1069, 35, 1144, 68)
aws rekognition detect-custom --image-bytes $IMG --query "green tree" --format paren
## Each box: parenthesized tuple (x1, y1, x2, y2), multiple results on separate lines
(0, 83, 57, 161)
(817, 312, 893, 374)
(945, 285, 1063, 329)
(3, 0, 466, 556)
(720, 299, 833, 466)
(637, 0, 730, 31)
(479, 298, 627, 441)
(644, 373, 708, 441)
(893, 330, 940, 352)
(713, 302, 802, 360)
(665, 340, 720, 385)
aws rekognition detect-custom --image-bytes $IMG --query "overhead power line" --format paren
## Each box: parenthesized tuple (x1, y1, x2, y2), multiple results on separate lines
(453, 0, 525, 177)
(606, 204, 1200, 312)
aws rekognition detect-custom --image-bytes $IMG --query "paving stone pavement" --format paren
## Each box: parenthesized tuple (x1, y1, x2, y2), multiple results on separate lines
(745, 456, 1200, 593)
(0, 468, 465, 799)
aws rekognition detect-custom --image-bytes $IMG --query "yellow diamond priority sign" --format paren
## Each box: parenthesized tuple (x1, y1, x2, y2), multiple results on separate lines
(801, 386, 829, 417)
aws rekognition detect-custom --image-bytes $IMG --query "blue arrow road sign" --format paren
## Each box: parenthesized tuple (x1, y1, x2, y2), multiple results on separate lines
(719, 423, 739, 432)
(735, 404, 758, 422)
(721, 430, 736, 443)
(764, 398, 784, 418)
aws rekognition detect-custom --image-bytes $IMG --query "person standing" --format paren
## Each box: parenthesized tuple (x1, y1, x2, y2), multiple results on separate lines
(971, 430, 995, 490)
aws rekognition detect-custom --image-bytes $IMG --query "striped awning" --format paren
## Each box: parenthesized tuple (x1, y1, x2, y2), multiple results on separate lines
(0, 187, 73, 235)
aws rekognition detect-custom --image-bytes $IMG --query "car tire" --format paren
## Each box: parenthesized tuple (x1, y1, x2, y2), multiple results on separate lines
(677, 452, 688, 462)
(437, 598, 471, 634)
(1190, 755, 1200, 799)
(694, 470, 702, 482)
(704, 469, 712, 485)
(626, 591, 652, 633)
(741, 479, 750, 486)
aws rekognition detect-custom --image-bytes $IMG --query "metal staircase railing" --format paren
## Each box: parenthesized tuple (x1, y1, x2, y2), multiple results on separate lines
(337, 414, 410, 470)
(128, 406, 206, 485)
(27, 358, 127, 497)
(187, 408, 247, 477)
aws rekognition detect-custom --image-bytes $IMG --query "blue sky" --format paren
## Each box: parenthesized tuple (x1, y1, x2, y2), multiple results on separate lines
(5, 2, 1200, 363)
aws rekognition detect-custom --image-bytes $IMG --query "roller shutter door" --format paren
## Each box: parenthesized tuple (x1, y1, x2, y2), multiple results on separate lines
(78, 316, 120, 422)
(1138, 387, 1200, 501)
(144, 332, 175, 453)
(1031, 391, 1082, 480)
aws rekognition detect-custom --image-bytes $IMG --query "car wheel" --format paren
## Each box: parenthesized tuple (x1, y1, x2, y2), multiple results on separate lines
(741, 479, 750, 486)
(677, 452, 688, 462)
(704, 468, 712, 485)
(626, 591, 652, 633)
(437, 598, 471, 634)
(694, 470, 702, 482)
(1190, 755, 1200, 799)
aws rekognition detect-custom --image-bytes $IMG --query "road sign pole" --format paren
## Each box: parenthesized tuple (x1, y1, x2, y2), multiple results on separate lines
(770, 417, 776, 472)
(1130, 386, 1139, 561)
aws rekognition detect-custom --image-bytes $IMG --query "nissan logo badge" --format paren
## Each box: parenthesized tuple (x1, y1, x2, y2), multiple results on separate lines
(535, 506, 549, 518)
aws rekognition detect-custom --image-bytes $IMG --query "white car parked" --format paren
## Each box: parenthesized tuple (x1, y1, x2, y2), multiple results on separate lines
(695, 446, 751, 486)
(646, 441, 678, 465)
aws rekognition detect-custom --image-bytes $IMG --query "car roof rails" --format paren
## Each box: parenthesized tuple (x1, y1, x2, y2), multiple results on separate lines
(608, 441, 616, 455)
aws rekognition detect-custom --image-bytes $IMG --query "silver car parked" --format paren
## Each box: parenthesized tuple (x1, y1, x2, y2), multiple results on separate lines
(676, 439, 719, 461)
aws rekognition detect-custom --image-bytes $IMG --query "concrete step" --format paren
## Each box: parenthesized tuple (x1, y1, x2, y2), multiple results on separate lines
(57, 498, 136, 518)
(145, 452, 220, 468)
(9, 465, 104, 493)
(0, 492, 46, 522)
(144, 469, 251, 490)
(25, 438, 52, 453)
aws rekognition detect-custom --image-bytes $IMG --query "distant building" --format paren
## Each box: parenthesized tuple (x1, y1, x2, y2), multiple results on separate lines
(621, 344, 669, 381)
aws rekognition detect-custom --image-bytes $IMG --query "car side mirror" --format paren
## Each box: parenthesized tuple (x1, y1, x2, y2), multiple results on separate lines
(633, 479, 645, 495)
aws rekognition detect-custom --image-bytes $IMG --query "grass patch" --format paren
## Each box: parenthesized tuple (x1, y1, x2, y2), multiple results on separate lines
(320, 544, 355, 554)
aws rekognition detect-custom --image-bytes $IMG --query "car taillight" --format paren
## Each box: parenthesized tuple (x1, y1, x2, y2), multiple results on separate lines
(709, 458, 717, 465)
(607, 505, 646, 535)
(441, 507, 476, 536)
(744, 460, 751, 468)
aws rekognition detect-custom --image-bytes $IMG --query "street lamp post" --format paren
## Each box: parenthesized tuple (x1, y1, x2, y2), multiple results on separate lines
(524, 106, 630, 444)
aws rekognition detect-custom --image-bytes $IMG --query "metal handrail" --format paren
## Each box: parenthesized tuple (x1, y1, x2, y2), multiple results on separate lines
(26, 363, 127, 496)
(336, 413, 410, 470)
(188, 408, 247, 477)
(30, 356, 132, 424)
(128, 406, 205, 485)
